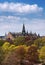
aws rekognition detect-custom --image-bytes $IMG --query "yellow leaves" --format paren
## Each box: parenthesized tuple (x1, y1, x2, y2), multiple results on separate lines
(39, 46, 45, 60)
(9, 44, 15, 51)
(2, 42, 10, 51)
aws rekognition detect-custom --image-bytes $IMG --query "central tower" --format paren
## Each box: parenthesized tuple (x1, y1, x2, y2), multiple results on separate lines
(22, 24, 26, 36)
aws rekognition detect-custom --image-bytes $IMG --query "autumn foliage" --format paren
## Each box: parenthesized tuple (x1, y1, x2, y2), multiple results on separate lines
(0, 36, 45, 65)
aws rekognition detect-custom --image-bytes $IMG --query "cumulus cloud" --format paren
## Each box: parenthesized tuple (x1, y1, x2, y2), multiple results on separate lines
(0, 2, 43, 14)
(0, 16, 45, 36)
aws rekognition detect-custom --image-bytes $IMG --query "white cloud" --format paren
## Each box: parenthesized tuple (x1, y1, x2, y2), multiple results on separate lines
(0, 2, 43, 14)
(0, 16, 45, 36)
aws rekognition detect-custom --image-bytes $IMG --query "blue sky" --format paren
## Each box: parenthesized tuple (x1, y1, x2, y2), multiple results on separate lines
(0, 0, 45, 36)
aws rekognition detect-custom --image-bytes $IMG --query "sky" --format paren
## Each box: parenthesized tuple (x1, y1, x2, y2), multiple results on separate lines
(0, 0, 45, 36)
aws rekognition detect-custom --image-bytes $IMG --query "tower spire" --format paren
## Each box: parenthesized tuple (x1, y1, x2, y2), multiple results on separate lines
(22, 24, 26, 36)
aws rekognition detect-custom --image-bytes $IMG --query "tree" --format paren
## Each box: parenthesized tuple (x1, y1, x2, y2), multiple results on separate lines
(0, 47, 4, 65)
(0, 40, 5, 46)
(14, 37, 25, 46)
(1, 42, 11, 61)
(15, 45, 26, 57)
(2, 42, 10, 52)
(25, 46, 39, 64)
(2, 45, 26, 65)
(34, 37, 45, 49)
(15, 45, 26, 65)
(8, 44, 15, 51)
(39, 46, 45, 63)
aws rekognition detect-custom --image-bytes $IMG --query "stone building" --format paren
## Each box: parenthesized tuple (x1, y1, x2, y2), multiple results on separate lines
(6, 24, 38, 40)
